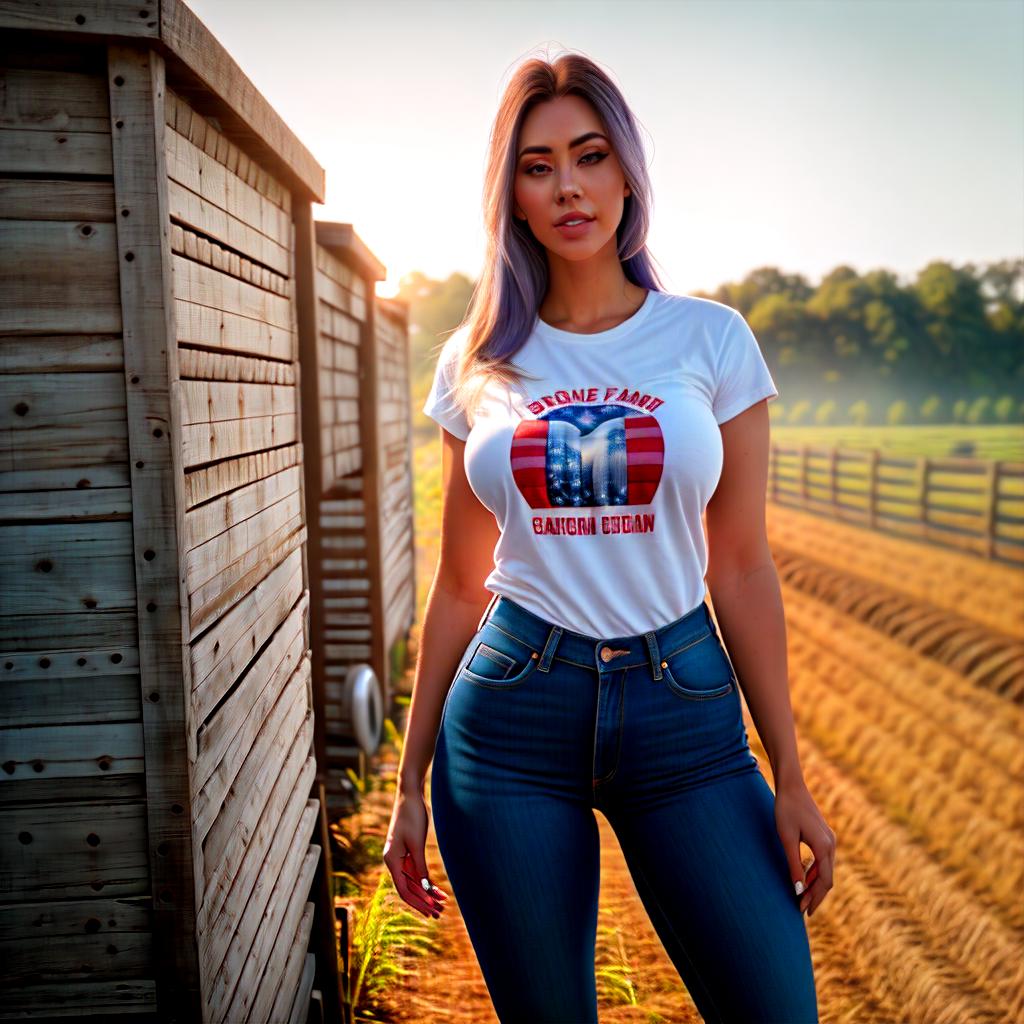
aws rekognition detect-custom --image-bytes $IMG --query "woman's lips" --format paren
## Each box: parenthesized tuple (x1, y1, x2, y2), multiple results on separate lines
(554, 217, 594, 238)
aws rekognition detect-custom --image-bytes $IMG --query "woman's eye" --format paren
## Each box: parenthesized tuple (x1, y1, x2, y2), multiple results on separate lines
(524, 151, 608, 175)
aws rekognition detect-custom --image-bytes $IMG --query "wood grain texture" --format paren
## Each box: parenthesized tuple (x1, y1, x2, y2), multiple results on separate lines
(108, 42, 202, 1019)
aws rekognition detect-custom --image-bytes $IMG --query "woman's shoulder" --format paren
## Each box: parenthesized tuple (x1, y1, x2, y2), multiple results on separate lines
(653, 289, 738, 327)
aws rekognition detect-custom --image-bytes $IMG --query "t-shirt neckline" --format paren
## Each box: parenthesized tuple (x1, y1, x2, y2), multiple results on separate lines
(532, 288, 656, 345)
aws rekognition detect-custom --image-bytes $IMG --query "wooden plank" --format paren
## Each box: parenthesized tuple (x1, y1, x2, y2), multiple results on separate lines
(184, 464, 300, 551)
(0, 772, 146, 809)
(220, 830, 318, 1024)
(184, 441, 301, 509)
(174, 295, 293, 363)
(0, 179, 115, 223)
(0, 896, 151, 989)
(0, 486, 131, 524)
(260, 888, 317, 1024)
(164, 121, 292, 249)
(108, 43, 201, 1019)
(199, 660, 309, 879)
(0, 611, 137, 652)
(0, 66, 110, 133)
(192, 601, 306, 804)
(179, 379, 296, 425)
(0, 673, 139, 729)
(0, 126, 113, 176)
(188, 522, 306, 638)
(295, 198, 327, 791)
(172, 253, 292, 331)
(196, 722, 314, 956)
(0, 800, 149, 900)
(0, 978, 157, 1017)
(167, 176, 290, 277)
(0, 334, 122, 374)
(0, 721, 144, 782)
(0, 221, 121, 333)
(181, 410, 298, 467)
(0, 1, 159, 37)
(189, 553, 304, 725)
(0, 396, 128, 492)
(185, 488, 302, 593)
(0, 521, 135, 616)
(178, 345, 295, 385)
(287, 952, 317, 1024)
(0, 370, 125, 432)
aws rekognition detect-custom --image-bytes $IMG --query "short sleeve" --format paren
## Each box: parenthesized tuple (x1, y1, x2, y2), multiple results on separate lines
(712, 310, 779, 425)
(422, 330, 471, 440)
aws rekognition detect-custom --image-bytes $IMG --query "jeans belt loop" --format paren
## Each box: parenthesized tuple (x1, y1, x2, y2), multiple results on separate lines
(537, 624, 562, 673)
(645, 630, 663, 680)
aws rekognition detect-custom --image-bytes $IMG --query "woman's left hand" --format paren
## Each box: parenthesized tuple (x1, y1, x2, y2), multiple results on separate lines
(774, 777, 836, 917)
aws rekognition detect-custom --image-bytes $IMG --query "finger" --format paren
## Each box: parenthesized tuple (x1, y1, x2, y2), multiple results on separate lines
(807, 839, 835, 918)
(400, 871, 442, 918)
(801, 834, 834, 916)
(779, 829, 808, 900)
(402, 851, 446, 909)
(400, 866, 444, 915)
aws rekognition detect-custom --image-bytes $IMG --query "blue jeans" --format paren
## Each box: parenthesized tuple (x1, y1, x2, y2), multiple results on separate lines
(429, 593, 818, 1024)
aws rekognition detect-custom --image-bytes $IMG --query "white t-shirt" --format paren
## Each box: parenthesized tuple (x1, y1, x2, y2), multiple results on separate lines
(422, 289, 778, 638)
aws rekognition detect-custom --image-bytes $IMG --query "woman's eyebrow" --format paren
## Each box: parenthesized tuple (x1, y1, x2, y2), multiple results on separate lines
(518, 131, 608, 159)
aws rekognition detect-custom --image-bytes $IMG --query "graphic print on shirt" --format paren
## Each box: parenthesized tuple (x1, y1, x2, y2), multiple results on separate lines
(510, 388, 666, 537)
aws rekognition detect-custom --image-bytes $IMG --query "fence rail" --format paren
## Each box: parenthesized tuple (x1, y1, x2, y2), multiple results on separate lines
(768, 444, 1024, 565)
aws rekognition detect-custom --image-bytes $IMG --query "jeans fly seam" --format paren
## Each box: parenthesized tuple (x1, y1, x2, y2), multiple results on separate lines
(593, 670, 625, 788)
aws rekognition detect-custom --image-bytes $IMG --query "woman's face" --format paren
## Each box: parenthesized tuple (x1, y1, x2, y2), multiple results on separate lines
(513, 94, 630, 262)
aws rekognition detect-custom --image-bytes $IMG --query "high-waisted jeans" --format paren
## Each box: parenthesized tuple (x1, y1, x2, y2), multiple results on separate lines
(429, 593, 818, 1024)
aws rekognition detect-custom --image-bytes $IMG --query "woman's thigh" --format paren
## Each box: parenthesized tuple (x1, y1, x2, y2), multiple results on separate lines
(603, 768, 819, 1024)
(429, 629, 604, 1022)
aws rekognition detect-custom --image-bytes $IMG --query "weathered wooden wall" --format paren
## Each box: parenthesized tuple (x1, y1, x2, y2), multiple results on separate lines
(298, 227, 415, 810)
(375, 295, 417, 656)
(1, 18, 325, 1022)
(164, 82, 319, 1024)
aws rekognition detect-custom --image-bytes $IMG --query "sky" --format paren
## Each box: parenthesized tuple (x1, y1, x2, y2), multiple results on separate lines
(186, 0, 1023, 299)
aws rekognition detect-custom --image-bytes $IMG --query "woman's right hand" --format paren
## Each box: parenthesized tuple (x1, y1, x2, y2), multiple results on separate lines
(382, 787, 449, 919)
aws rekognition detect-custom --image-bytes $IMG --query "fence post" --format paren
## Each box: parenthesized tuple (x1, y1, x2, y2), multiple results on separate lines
(867, 449, 879, 529)
(829, 446, 838, 515)
(982, 460, 999, 559)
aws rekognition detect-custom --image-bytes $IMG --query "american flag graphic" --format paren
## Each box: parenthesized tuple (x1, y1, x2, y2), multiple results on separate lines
(511, 404, 664, 508)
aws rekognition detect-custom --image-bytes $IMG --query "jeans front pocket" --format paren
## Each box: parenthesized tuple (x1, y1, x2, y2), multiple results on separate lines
(459, 620, 540, 690)
(659, 629, 735, 701)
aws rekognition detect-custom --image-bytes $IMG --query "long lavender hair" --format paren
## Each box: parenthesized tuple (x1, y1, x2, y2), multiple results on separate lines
(442, 51, 668, 422)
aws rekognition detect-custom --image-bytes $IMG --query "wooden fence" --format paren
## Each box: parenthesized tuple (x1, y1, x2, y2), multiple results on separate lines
(769, 443, 1024, 564)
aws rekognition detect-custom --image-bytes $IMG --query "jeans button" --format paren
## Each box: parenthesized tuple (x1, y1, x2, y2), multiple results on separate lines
(600, 646, 613, 663)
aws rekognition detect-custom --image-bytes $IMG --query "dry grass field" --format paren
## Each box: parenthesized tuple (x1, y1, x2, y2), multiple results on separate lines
(359, 468, 1024, 1023)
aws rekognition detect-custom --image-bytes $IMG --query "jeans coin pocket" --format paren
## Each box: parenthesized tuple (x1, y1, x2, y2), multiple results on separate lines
(660, 629, 735, 701)
(460, 623, 539, 689)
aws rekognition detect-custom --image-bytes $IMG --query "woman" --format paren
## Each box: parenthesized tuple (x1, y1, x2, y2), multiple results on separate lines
(384, 51, 834, 1023)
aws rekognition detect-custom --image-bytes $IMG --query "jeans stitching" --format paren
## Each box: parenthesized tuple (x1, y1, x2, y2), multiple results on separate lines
(661, 629, 713, 661)
(593, 670, 626, 787)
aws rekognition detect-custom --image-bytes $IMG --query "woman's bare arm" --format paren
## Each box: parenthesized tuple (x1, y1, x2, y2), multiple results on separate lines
(703, 398, 801, 785)
(398, 425, 500, 797)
